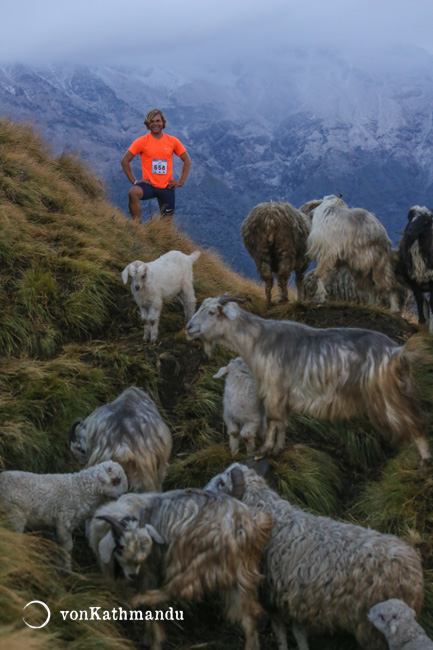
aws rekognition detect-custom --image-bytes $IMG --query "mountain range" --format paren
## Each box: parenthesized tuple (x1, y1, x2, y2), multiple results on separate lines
(1, 45, 433, 277)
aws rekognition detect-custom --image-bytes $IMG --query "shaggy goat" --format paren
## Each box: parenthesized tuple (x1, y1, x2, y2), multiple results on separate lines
(205, 463, 424, 650)
(121, 249, 201, 343)
(368, 599, 433, 650)
(307, 195, 400, 310)
(240, 201, 311, 306)
(90, 488, 273, 650)
(397, 205, 433, 328)
(186, 295, 431, 467)
(0, 461, 127, 571)
(69, 386, 172, 492)
(213, 357, 267, 456)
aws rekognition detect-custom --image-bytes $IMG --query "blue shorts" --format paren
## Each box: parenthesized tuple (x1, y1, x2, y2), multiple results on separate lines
(135, 182, 175, 216)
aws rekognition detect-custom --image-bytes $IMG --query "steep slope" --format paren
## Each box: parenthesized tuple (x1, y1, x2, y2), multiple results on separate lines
(0, 119, 432, 650)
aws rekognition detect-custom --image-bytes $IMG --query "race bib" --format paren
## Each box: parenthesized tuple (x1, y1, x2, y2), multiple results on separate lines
(152, 159, 167, 175)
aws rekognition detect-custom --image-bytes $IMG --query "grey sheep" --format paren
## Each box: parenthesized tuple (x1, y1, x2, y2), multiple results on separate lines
(241, 201, 311, 306)
(368, 599, 433, 650)
(303, 267, 410, 310)
(205, 463, 424, 650)
(0, 461, 128, 571)
(90, 488, 273, 650)
(69, 386, 172, 492)
(213, 357, 267, 456)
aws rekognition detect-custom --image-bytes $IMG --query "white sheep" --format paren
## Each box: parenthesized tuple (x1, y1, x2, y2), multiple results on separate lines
(213, 357, 267, 455)
(307, 195, 400, 311)
(205, 463, 425, 650)
(121, 249, 201, 343)
(69, 386, 172, 493)
(0, 461, 128, 570)
(368, 599, 433, 650)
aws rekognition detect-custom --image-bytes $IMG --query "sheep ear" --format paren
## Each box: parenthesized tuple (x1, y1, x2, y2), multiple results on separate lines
(245, 456, 270, 477)
(145, 524, 166, 545)
(213, 366, 228, 379)
(69, 417, 84, 443)
(99, 531, 116, 564)
(121, 265, 130, 284)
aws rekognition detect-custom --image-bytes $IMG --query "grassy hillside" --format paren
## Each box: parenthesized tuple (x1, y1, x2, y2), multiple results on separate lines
(0, 117, 432, 650)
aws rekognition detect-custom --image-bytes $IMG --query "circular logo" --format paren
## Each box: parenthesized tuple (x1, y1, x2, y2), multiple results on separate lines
(23, 600, 51, 629)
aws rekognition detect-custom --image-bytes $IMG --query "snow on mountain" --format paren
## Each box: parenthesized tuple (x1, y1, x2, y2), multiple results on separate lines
(1, 47, 433, 275)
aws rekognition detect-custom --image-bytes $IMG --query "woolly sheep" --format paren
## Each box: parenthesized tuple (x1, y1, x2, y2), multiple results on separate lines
(213, 357, 267, 456)
(205, 463, 424, 650)
(0, 461, 128, 570)
(121, 249, 201, 343)
(186, 295, 432, 467)
(307, 195, 400, 311)
(90, 488, 273, 650)
(397, 205, 433, 329)
(368, 599, 433, 650)
(241, 201, 311, 306)
(69, 386, 172, 492)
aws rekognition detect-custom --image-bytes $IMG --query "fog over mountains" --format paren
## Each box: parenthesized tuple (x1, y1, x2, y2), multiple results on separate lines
(1, 45, 433, 276)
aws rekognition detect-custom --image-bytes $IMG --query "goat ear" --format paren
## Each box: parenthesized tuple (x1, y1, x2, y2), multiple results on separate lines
(213, 366, 228, 379)
(222, 304, 240, 320)
(145, 524, 166, 545)
(99, 531, 116, 564)
(121, 265, 130, 284)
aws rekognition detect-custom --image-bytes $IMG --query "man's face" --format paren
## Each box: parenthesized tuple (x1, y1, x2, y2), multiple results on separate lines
(148, 114, 164, 135)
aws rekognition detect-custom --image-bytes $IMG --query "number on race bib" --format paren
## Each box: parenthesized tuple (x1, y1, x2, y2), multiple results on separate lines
(152, 159, 168, 175)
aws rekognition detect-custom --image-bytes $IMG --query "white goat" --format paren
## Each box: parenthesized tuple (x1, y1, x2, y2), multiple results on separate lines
(205, 463, 424, 650)
(368, 599, 433, 650)
(0, 461, 127, 570)
(90, 489, 272, 650)
(122, 249, 201, 343)
(69, 386, 172, 492)
(307, 195, 400, 311)
(186, 295, 431, 467)
(213, 357, 267, 455)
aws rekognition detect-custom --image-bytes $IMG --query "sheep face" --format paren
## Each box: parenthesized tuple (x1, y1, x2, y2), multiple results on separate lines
(96, 461, 128, 498)
(205, 463, 244, 497)
(97, 515, 165, 580)
(186, 297, 241, 356)
(368, 599, 418, 637)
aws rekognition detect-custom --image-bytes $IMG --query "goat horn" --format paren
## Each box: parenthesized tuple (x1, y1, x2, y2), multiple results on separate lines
(338, 193, 343, 198)
(230, 467, 246, 500)
(68, 417, 84, 443)
(218, 293, 248, 306)
(96, 515, 126, 538)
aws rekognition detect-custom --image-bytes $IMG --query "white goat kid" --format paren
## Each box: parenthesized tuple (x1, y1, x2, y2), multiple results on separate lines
(213, 357, 266, 456)
(122, 250, 201, 343)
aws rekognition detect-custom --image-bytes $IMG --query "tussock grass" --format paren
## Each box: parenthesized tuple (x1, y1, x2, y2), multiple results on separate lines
(1, 118, 433, 648)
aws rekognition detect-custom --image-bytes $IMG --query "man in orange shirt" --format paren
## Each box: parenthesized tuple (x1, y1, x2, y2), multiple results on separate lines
(121, 109, 191, 223)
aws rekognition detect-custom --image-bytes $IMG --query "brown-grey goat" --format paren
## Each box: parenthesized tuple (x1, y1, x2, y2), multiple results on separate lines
(186, 295, 431, 467)
(69, 386, 172, 492)
(205, 463, 424, 650)
(90, 488, 273, 650)
(307, 194, 400, 310)
(241, 201, 311, 306)
(368, 599, 433, 650)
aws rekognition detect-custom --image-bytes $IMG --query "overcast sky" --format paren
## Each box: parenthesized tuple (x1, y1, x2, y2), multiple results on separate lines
(1, 0, 433, 71)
